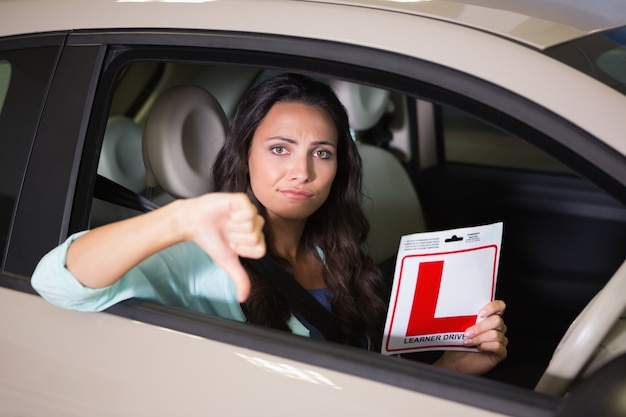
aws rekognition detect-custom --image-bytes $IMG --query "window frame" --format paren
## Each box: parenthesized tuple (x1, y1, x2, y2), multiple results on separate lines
(0, 34, 64, 273)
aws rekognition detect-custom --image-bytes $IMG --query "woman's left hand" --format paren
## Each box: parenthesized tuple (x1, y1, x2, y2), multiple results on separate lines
(434, 300, 508, 375)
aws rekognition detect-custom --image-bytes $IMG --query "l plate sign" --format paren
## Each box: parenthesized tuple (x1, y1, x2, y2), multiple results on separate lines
(382, 222, 503, 354)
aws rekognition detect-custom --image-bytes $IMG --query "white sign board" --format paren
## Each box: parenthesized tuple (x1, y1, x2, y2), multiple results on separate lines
(382, 222, 503, 355)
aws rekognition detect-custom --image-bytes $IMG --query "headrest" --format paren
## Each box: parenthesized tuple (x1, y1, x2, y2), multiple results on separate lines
(357, 142, 425, 263)
(329, 79, 391, 131)
(98, 116, 145, 193)
(143, 85, 228, 199)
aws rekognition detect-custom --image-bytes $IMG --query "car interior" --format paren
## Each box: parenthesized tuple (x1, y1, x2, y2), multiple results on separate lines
(88, 59, 626, 394)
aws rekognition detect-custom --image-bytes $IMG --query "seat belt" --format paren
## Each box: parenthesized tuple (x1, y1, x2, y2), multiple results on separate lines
(95, 175, 345, 343)
(95, 174, 160, 212)
(243, 257, 345, 344)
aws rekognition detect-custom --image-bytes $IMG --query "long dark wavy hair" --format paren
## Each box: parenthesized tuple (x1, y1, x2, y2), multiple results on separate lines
(213, 73, 388, 350)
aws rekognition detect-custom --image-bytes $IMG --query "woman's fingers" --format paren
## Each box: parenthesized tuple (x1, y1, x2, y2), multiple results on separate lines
(216, 253, 252, 302)
(478, 299, 506, 318)
(465, 325, 508, 347)
(189, 193, 266, 302)
(463, 300, 508, 352)
(434, 301, 509, 375)
(225, 199, 266, 259)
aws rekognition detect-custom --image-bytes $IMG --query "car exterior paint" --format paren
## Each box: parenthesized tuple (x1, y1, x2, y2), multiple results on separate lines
(3, 286, 525, 416)
(1, 0, 625, 415)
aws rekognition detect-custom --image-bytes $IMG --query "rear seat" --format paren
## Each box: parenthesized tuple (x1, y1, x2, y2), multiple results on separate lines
(91, 116, 145, 227)
(92, 84, 229, 227)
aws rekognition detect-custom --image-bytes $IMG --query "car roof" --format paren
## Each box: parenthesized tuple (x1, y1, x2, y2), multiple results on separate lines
(306, 0, 626, 47)
(1, 0, 625, 49)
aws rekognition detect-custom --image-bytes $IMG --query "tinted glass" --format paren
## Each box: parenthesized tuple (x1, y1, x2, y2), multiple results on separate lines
(0, 47, 57, 266)
(0, 61, 9, 114)
(546, 25, 626, 96)
(441, 107, 573, 174)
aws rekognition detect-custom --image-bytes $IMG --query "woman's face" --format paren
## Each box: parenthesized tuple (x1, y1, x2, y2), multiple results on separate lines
(248, 101, 338, 223)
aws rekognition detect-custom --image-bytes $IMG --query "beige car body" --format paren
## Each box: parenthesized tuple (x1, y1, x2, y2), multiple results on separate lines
(1, 0, 626, 416)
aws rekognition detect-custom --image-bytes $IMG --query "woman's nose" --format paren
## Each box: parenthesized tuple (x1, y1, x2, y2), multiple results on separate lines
(289, 154, 313, 182)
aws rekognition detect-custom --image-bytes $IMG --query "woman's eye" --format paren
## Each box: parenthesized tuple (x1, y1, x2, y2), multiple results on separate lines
(271, 146, 287, 155)
(314, 149, 331, 159)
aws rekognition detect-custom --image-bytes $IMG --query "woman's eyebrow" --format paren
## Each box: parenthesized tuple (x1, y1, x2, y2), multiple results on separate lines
(313, 140, 338, 148)
(267, 136, 337, 148)
(266, 136, 296, 144)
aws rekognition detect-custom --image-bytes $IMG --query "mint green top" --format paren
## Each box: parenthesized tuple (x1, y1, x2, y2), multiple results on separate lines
(31, 231, 310, 337)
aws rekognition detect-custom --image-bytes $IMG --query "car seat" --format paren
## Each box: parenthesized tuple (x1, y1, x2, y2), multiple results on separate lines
(330, 79, 425, 265)
(98, 116, 146, 193)
(142, 85, 229, 199)
(91, 116, 146, 227)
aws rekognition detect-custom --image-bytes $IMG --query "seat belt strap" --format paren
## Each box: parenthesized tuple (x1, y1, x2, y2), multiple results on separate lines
(94, 174, 160, 213)
(244, 257, 345, 344)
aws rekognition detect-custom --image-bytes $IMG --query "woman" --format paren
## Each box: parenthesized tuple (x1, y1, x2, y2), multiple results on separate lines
(32, 73, 507, 375)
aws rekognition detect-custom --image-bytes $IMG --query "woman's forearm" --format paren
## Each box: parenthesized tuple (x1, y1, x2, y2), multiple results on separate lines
(66, 199, 187, 288)
(64, 192, 266, 302)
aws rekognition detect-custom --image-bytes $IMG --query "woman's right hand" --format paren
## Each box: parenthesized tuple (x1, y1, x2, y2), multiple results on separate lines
(180, 192, 266, 301)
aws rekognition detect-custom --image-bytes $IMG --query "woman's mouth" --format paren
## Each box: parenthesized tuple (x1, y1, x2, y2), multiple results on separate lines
(280, 188, 314, 200)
